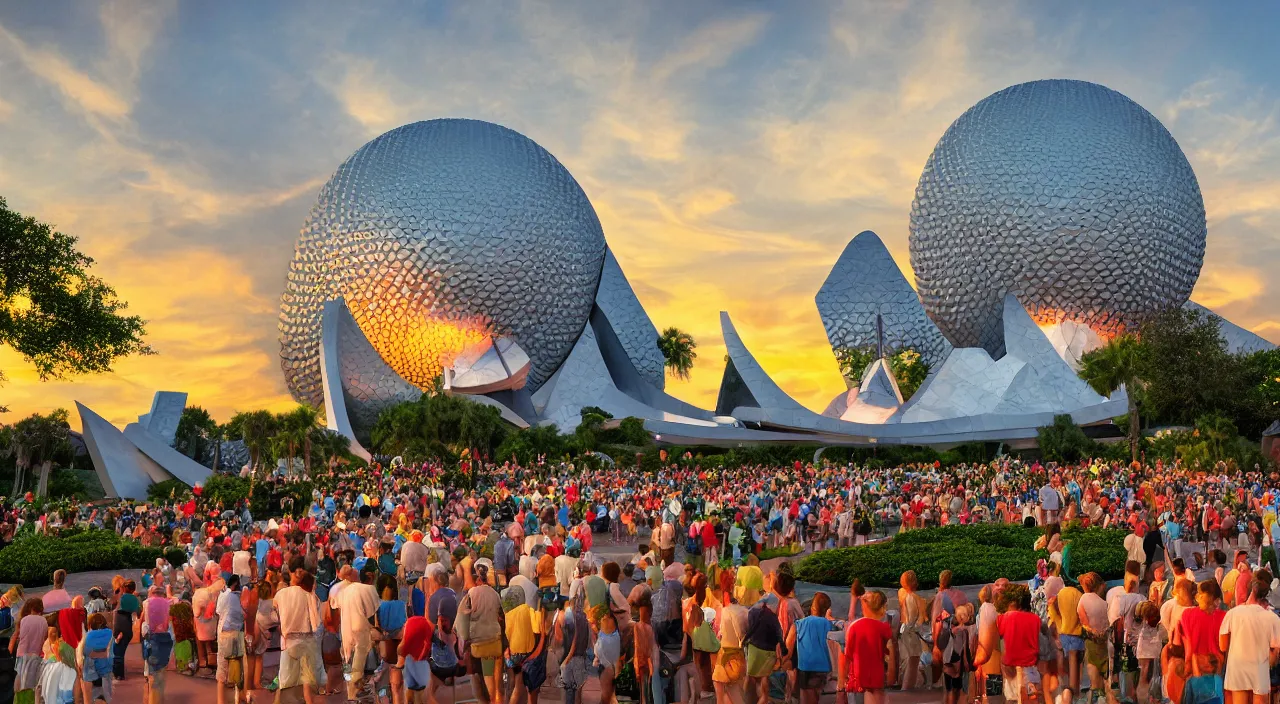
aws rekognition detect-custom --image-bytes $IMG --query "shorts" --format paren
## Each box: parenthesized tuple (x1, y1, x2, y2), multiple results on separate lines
(797, 670, 829, 691)
(1085, 639, 1109, 675)
(1060, 634, 1085, 652)
(431, 663, 468, 681)
(944, 672, 970, 693)
(745, 644, 776, 678)
(404, 655, 431, 691)
(279, 637, 326, 690)
(713, 647, 745, 684)
(1015, 666, 1042, 696)
(215, 632, 245, 684)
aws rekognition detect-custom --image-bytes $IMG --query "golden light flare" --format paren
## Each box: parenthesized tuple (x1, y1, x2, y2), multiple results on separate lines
(348, 301, 494, 391)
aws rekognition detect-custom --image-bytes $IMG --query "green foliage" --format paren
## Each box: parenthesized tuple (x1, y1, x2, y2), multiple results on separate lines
(888, 348, 930, 399)
(0, 196, 152, 410)
(174, 406, 219, 462)
(372, 389, 508, 462)
(1036, 415, 1098, 464)
(496, 424, 569, 466)
(0, 530, 163, 587)
(1143, 414, 1267, 471)
(3, 408, 72, 495)
(199, 475, 314, 518)
(1239, 349, 1280, 438)
(616, 417, 652, 446)
(273, 405, 321, 475)
(201, 474, 249, 506)
(1079, 334, 1143, 460)
(45, 469, 89, 499)
(1137, 307, 1243, 428)
(792, 524, 1125, 588)
(226, 409, 278, 471)
(834, 347, 878, 387)
(834, 346, 930, 399)
(658, 327, 698, 381)
(147, 477, 193, 503)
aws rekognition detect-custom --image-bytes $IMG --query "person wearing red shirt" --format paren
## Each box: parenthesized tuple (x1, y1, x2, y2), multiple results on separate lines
(995, 585, 1043, 702)
(1175, 580, 1225, 686)
(843, 591, 896, 704)
(398, 615, 434, 702)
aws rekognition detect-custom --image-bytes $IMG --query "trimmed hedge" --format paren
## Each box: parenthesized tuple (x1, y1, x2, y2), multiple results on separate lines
(0, 530, 164, 587)
(792, 524, 1126, 589)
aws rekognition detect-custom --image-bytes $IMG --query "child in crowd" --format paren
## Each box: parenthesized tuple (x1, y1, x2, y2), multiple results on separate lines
(82, 613, 114, 703)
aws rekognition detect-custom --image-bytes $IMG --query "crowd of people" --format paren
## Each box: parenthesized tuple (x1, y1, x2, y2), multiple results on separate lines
(3, 452, 1280, 704)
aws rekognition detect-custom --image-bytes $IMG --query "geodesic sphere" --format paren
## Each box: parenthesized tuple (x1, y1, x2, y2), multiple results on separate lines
(279, 119, 607, 409)
(909, 79, 1206, 357)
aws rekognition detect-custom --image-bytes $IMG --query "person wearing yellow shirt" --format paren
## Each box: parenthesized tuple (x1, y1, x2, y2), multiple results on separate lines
(1050, 584, 1084, 700)
(503, 585, 547, 704)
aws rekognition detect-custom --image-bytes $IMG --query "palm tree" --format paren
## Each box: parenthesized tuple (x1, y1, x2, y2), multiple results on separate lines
(311, 428, 352, 470)
(1195, 413, 1237, 464)
(657, 327, 697, 381)
(284, 405, 321, 476)
(1078, 334, 1144, 462)
(230, 410, 277, 472)
(269, 426, 304, 477)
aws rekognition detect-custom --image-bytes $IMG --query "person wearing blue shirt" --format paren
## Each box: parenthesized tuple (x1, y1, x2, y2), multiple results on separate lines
(324, 495, 336, 522)
(787, 592, 839, 696)
(558, 504, 570, 528)
(255, 537, 269, 579)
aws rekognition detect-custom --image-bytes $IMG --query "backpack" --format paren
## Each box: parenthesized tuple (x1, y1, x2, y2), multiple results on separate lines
(692, 621, 720, 653)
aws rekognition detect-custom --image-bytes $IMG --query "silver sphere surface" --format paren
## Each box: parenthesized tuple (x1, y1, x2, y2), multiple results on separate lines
(280, 119, 607, 410)
(909, 79, 1206, 356)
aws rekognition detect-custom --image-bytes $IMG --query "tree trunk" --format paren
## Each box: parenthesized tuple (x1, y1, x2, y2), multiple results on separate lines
(212, 441, 221, 472)
(12, 463, 24, 496)
(37, 460, 52, 497)
(1128, 386, 1139, 463)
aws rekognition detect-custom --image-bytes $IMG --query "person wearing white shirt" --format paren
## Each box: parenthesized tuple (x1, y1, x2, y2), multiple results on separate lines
(274, 571, 325, 698)
(1220, 576, 1280, 698)
(332, 568, 379, 701)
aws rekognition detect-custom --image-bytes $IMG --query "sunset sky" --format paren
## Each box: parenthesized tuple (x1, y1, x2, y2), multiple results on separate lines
(2, 1, 1279, 430)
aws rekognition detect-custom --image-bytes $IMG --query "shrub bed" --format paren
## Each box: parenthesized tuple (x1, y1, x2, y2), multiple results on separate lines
(792, 524, 1125, 588)
(0, 530, 163, 587)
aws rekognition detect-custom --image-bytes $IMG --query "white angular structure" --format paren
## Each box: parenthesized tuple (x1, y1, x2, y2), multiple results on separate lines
(816, 231, 951, 372)
(899, 296, 1112, 422)
(445, 337, 532, 394)
(829, 358, 904, 424)
(595, 249, 666, 390)
(77, 394, 213, 499)
(137, 391, 187, 446)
